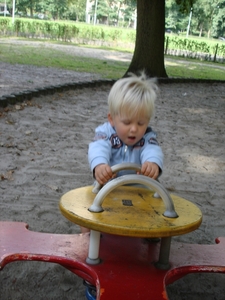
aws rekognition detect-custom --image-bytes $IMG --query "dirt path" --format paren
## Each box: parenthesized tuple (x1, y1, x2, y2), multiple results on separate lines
(0, 38, 132, 98)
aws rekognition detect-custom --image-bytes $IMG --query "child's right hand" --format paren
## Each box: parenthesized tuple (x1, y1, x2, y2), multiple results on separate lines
(94, 164, 115, 185)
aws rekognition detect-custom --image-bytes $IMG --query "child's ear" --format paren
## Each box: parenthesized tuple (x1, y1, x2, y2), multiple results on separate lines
(108, 113, 114, 126)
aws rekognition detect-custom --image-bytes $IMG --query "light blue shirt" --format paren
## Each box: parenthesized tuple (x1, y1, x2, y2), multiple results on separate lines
(88, 122, 164, 177)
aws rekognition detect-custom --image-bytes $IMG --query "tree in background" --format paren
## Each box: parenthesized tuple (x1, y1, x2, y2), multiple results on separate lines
(63, 0, 86, 21)
(211, 0, 225, 37)
(192, 6, 209, 37)
(95, 0, 111, 24)
(10, 0, 40, 17)
(175, 0, 196, 14)
(175, 0, 225, 38)
(166, 0, 190, 33)
(43, 0, 68, 20)
(125, 0, 167, 78)
(175, 0, 198, 35)
(125, 0, 218, 77)
(87, 0, 136, 26)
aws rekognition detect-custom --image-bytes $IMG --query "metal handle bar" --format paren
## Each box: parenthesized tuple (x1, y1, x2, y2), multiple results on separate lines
(92, 163, 141, 194)
(89, 164, 178, 218)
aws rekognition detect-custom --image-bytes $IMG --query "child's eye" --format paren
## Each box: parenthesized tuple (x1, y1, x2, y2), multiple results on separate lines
(122, 120, 130, 125)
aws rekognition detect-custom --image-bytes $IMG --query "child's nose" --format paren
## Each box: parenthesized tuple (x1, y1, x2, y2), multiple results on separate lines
(130, 124, 138, 132)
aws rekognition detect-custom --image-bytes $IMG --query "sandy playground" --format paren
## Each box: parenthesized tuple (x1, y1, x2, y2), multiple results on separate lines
(0, 43, 225, 299)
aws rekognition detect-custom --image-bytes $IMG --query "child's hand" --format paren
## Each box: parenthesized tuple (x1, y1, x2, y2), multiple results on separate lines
(141, 162, 159, 179)
(94, 164, 115, 185)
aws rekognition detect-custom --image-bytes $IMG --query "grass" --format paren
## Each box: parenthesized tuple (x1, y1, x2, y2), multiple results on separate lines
(0, 42, 129, 79)
(165, 56, 225, 80)
(0, 39, 225, 80)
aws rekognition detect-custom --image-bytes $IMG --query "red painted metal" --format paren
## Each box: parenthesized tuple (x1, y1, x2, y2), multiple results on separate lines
(0, 221, 225, 300)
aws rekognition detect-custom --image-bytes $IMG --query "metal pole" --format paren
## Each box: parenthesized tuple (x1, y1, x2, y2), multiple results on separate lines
(93, 0, 98, 25)
(12, 0, 16, 24)
(155, 237, 172, 270)
(4, 0, 7, 17)
(86, 230, 101, 265)
(186, 7, 193, 37)
(85, 0, 89, 23)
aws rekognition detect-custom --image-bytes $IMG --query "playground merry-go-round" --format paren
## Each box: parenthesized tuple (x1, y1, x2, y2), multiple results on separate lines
(1, 81, 225, 299)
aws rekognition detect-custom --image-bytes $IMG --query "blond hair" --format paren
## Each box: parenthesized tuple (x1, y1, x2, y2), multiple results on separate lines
(108, 72, 158, 120)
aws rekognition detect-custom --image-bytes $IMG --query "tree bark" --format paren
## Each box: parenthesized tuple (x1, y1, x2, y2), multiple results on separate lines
(125, 0, 167, 78)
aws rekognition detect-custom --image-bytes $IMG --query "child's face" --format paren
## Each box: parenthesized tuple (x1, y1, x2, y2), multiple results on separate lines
(108, 112, 149, 146)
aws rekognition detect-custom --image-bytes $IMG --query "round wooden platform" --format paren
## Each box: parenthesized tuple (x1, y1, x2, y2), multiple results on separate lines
(59, 185, 202, 238)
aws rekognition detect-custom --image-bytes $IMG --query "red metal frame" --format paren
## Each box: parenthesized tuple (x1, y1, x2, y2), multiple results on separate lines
(0, 221, 225, 299)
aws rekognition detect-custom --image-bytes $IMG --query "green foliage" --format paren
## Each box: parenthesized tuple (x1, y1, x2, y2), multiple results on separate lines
(167, 36, 209, 52)
(166, 0, 189, 32)
(0, 18, 135, 43)
(107, 29, 123, 41)
(126, 30, 136, 43)
(0, 17, 12, 34)
(166, 0, 225, 38)
(92, 0, 136, 25)
(211, 0, 225, 37)
(165, 35, 225, 59)
(77, 25, 105, 40)
(4, 0, 225, 38)
(175, 0, 197, 14)
(3, 18, 80, 41)
(217, 43, 225, 56)
(0, 17, 224, 61)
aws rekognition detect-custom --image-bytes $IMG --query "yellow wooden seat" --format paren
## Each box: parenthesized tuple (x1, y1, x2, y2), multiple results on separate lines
(60, 185, 202, 238)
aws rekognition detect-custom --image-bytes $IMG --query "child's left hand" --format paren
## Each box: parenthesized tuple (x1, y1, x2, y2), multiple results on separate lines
(140, 162, 159, 179)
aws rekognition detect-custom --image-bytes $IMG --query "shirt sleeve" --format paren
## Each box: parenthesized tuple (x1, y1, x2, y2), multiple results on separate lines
(140, 130, 164, 173)
(88, 124, 112, 172)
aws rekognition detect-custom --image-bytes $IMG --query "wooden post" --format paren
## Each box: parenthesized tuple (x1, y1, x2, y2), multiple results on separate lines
(213, 43, 219, 62)
(165, 36, 169, 55)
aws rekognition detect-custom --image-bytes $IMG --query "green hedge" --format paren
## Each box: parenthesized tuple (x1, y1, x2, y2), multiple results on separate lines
(0, 18, 134, 43)
(0, 18, 79, 41)
(0, 17, 224, 60)
(165, 35, 225, 59)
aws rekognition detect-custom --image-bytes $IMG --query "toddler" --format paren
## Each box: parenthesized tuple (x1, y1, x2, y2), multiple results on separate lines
(88, 72, 163, 185)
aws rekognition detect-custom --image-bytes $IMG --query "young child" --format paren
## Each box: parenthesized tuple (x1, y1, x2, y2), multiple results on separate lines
(88, 72, 164, 185)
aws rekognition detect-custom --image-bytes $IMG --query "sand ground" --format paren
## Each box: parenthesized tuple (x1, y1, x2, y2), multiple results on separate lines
(0, 40, 225, 299)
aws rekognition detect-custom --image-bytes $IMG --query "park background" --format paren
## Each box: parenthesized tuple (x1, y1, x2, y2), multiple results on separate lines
(0, 0, 225, 79)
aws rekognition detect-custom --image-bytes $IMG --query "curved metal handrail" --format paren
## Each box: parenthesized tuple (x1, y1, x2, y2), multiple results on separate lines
(89, 173, 178, 218)
(92, 162, 141, 194)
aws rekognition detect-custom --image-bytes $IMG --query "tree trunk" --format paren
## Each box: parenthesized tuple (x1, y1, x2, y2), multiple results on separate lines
(125, 0, 167, 78)
(30, 0, 34, 17)
(199, 25, 202, 37)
